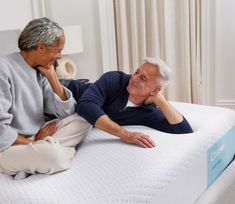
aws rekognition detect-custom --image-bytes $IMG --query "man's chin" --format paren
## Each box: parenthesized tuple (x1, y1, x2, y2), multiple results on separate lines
(127, 85, 135, 94)
(126, 85, 131, 92)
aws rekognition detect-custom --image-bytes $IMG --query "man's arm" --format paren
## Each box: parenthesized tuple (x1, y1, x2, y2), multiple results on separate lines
(144, 91, 193, 133)
(75, 72, 155, 148)
(148, 91, 183, 124)
(95, 115, 155, 148)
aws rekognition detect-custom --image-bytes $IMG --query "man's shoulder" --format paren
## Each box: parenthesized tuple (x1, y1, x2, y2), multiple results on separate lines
(101, 71, 130, 83)
(93, 71, 130, 92)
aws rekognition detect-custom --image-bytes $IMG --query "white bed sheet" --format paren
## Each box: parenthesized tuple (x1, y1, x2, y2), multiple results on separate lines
(0, 102, 235, 204)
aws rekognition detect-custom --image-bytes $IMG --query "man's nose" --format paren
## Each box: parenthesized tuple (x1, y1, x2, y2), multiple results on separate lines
(132, 74, 139, 82)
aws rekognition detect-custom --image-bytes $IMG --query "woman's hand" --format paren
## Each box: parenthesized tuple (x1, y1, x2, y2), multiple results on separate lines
(36, 64, 57, 79)
(36, 64, 67, 101)
(35, 122, 58, 141)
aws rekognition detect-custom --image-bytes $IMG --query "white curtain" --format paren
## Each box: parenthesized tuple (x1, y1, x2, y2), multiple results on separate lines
(114, 0, 202, 103)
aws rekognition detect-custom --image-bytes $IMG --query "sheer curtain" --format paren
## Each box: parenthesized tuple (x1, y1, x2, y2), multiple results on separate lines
(114, 0, 202, 103)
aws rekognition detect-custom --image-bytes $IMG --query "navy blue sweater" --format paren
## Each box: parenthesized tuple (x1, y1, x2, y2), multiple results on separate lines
(68, 71, 193, 134)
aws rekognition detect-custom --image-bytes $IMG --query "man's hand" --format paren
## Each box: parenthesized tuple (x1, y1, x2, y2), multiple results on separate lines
(121, 131, 155, 148)
(144, 90, 164, 105)
(95, 115, 155, 148)
(35, 122, 57, 141)
(145, 90, 183, 124)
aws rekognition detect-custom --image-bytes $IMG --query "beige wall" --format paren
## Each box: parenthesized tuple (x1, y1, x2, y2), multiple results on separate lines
(1, 0, 235, 107)
(214, 0, 235, 109)
(0, 0, 35, 30)
(0, 0, 104, 82)
(47, 0, 103, 82)
(202, 0, 235, 109)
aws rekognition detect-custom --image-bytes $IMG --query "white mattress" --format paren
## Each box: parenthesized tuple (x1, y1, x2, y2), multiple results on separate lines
(196, 158, 235, 204)
(1, 102, 235, 204)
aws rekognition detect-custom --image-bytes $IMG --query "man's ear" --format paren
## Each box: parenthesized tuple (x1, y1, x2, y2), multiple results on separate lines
(150, 86, 161, 96)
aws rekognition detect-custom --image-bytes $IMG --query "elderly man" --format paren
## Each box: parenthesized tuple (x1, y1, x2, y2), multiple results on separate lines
(0, 17, 91, 179)
(66, 58, 193, 148)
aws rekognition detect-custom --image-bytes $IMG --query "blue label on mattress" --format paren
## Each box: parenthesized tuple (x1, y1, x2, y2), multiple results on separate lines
(207, 126, 235, 187)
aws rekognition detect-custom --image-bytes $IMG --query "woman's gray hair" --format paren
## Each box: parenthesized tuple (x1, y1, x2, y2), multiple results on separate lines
(18, 17, 63, 51)
(144, 57, 172, 89)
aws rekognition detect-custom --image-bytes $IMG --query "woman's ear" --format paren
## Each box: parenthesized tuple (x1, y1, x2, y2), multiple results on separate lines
(37, 43, 46, 53)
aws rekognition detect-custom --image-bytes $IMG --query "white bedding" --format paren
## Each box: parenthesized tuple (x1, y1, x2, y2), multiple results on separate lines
(0, 102, 235, 204)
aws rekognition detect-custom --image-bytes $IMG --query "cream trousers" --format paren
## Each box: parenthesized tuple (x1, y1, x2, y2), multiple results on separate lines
(0, 114, 91, 177)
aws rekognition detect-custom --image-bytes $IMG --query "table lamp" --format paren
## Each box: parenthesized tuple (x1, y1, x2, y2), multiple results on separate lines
(56, 25, 83, 79)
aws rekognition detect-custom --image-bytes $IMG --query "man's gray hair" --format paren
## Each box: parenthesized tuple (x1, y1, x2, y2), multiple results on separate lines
(18, 17, 63, 51)
(144, 57, 172, 89)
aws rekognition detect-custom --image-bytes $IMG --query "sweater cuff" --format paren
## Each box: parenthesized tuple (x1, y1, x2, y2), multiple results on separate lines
(170, 117, 193, 134)
(53, 86, 76, 117)
(0, 126, 17, 152)
(54, 86, 73, 102)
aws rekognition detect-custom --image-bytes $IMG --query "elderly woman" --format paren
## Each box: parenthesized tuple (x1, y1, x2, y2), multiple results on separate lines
(0, 17, 91, 179)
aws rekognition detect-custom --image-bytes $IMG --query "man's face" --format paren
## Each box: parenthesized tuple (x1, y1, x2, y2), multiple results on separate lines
(39, 35, 65, 68)
(127, 62, 160, 98)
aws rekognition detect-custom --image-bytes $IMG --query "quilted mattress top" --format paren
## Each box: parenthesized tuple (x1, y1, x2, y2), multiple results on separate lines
(1, 102, 235, 204)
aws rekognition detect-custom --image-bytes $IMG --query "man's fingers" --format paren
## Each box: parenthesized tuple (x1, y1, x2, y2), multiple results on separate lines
(132, 134, 155, 148)
(123, 131, 156, 148)
(136, 136, 155, 148)
(135, 139, 148, 148)
(144, 135, 155, 147)
(141, 137, 155, 148)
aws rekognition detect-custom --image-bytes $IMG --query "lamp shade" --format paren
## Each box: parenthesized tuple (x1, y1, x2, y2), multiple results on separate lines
(62, 25, 83, 55)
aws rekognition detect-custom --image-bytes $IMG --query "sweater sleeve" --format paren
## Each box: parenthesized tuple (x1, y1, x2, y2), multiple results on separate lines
(154, 117, 193, 134)
(75, 72, 119, 125)
(40, 76, 76, 119)
(142, 107, 193, 134)
(0, 74, 18, 152)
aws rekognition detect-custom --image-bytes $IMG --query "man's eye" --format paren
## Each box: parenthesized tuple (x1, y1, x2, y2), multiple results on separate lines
(140, 76, 146, 82)
(134, 69, 139, 74)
